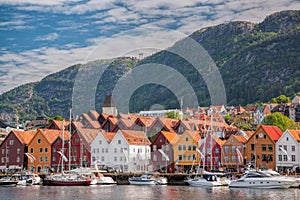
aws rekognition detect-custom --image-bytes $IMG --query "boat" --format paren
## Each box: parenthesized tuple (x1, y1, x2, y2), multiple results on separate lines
(0, 176, 18, 186)
(187, 172, 230, 187)
(262, 169, 300, 188)
(95, 173, 117, 185)
(155, 176, 168, 185)
(229, 170, 296, 189)
(11, 172, 41, 186)
(43, 173, 92, 186)
(128, 174, 157, 185)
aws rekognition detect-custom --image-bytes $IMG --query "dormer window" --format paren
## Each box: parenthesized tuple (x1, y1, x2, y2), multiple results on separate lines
(286, 137, 289, 141)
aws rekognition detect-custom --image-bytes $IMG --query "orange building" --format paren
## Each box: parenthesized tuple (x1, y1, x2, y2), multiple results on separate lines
(27, 129, 70, 173)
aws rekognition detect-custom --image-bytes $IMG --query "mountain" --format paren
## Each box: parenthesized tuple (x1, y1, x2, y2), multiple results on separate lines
(0, 10, 300, 122)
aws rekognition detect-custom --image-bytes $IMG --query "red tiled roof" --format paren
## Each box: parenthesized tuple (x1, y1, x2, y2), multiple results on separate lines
(233, 135, 248, 144)
(120, 130, 151, 145)
(13, 130, 36, 145)
(261, 125, 283, 141)
(161, 131, 179, 144)
(288, 129, 300, 142)
(48, 120, 70, 130)
(101, 131, 116, 143)
(39, 129, 70, 144)
(213, 135, 226, 146)
(88, 110, 100, 120)
(82, 113, 101, 129)
(76, 127, 99, 144)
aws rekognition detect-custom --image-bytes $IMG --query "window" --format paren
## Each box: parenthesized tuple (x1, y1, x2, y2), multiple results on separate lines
(251, 144, 255, 151)
(183, 154, 186, 161)
(207, 156, 211, 162)
(153, 154, 157, 161)
(278, 155, 282, 161)
(268, 155, 273, 161)
(215, 156, 219, 163)
(37, 139, 41, 144)
(1, 149, 4, 154)
(166, 144, 169, 151)
(45, 156, 48, 162)
(53, 147, 56, 152)
(284, 145, 287, 151)
(102, 148, 104, 153)
(53, 156, 56, 162)
(262, 154, 267, 161)
(185, 137, 189, 142)
(188, 154, 191, 161)
(114, 157, 117, 162)
(215, 148, 219, 154)
(224, 156, 229, 163)
(97, 148, 99, 153)
(40, 148, 43, 153)
(268, 144, 272, 152)
(192, 145, 196, 151)
(40, 156, 43, 162)
(291, 155, 296, 162)
(153, 145, 157, 151)
(73, 147, 77, 152)
(292, 146, 295, 152)
(262, 144, 266, 151)
(30, 148, 34, 153)
(286, 137, 289, 141)
(183, 145, 186, 151)
(231, 156, 236, 162)
(93, 148, 96, 154)
(114, 148, 117, 153)
(120, 156, 123, 162)
(106, 148, 108, 153)
(118, 140, 121, 144)
(232, 146, 236, 153)
(224, 146, 229, 153)
(193, 154, 196, 160)
(17, 148, 20, 154)
(178, 145, 182, 151)
(251, 154, 255, 161)
(99, 140, 102, 145)
(178, 155, 182, 161)
(9, 140, 14, 145)
(283, 155, 287, 161)
(279, 145, 282, 151)
(45, 148, 48, 153)
(83, 156, 86, 161)
(101, 156, 105, 162)
(16, 156, 20, 163)
(188, 145, 191, 151)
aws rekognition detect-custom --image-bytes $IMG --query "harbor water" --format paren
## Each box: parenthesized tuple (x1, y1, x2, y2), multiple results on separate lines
(0, 185, 299, 200)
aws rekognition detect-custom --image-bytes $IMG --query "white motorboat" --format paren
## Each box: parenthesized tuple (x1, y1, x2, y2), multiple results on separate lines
(155, 176, 168, 185)
(262, 170, 300, 188)
(95, 173, 116, 185)
(187, 172, 230, 187)
(128, 174, 157, 185)
(229, 171, 296, 189)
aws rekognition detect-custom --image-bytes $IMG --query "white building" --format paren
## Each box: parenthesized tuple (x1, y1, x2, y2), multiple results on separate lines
(291, 96, 300, 104)
(91, 129, 151, 172)
(276, 129, 300, 173)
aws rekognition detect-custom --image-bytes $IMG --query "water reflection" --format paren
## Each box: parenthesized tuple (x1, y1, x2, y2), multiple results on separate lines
(0, 185, 299, 200)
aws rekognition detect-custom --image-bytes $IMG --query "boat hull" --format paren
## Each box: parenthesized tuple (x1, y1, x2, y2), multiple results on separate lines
(43, 179, 92, 186)
(229, 179, 294, 189)
(128, 180, 156, 185)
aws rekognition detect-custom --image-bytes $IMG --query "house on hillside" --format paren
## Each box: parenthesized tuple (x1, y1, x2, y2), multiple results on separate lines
(292, 96, 300, 104)
(276, 129, 300, 173)
(245, 125, 282, 170)
(150, 131, 179, 173)
(0, 130, 35, 172)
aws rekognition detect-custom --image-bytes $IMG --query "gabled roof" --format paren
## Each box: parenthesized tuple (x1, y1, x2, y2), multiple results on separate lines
(212, 135, 226, 146)
(88, 110, 100, 121)
(13, 130, 36, 145)
(39, 129, 70, 144)
(76, 127, 99, 144)
(186, 131, 201, 143)
(47, 120, 70, 130)
(81, 113, 101, 129)
(101, 131, 116, 143)
(233, 135, 248, 144)
(117, 118, 135, 129)
(288, 129, 300, 142)
(260, 125, 283, 141)
(119, 130, 151, 145)
(161, 131, 180, 144)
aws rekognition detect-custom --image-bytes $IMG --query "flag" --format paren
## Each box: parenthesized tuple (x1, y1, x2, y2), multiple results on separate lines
(25, 153, 36, 163)
(57, 151, 68, 162)
(158, 149, 170, 161)
(236, 147, 243, 163)
(196, 148, 205, 161)
(198, 137, 206, 148)
(122, 149, 129, 163)
(279, 147, 291, 161)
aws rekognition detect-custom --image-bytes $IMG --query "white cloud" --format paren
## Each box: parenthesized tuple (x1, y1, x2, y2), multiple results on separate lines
(34, 33, 58, 41)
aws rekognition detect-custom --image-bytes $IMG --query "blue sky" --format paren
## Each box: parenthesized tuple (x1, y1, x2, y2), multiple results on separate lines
(0, 0, 300, 94)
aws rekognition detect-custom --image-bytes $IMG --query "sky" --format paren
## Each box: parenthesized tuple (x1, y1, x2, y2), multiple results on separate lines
(0, 0, 300, 94)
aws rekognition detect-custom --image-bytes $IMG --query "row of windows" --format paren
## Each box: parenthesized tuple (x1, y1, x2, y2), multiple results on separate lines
(224, 146, 242, 153)
(1, 148, 21, 154)
(250, 154, 273, 162)
(177, 154, 197, 161)
(278, 145, 296, 152)
(278, 155, 296, 162)
(1, 157, 21, 163)
(177, 145, 197, 151)
(30, 147, 48, 153)
(250, 144, 273, 151)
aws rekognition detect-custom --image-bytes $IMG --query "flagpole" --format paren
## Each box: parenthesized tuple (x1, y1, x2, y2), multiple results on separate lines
(62, 120, 64, 173)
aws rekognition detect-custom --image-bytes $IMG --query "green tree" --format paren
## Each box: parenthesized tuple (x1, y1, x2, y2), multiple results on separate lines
(164, 111, 180, 119)
(262, 112, 299, 131)
(48, 115, 64, 123)
(270, 95, 290, 104)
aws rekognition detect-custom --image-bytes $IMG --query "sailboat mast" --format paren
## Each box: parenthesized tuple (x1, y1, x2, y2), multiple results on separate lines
(210, 111, 213, 172)
(62, 120, 65, 173)
(69, 109, 72, 171)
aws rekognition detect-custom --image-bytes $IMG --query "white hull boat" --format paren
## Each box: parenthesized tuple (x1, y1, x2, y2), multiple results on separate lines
(128, 174, 157, 185)
(229, 171, 296, 189)
(187, 172, 230, 187)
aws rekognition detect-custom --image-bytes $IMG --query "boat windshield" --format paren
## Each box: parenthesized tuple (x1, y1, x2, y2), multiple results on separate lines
(243, 171, 272, 178)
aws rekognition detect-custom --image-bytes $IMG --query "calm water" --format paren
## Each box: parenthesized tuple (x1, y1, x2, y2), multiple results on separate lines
(0, 185, 299, 200)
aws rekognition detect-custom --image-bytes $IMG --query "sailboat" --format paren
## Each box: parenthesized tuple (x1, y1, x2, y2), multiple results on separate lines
(43, 119, 92, 186)
(187, 112, 230, 187)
